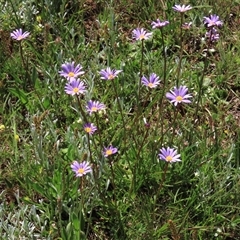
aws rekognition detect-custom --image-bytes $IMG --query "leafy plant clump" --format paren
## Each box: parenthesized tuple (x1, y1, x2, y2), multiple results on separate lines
(1, 0, 240, 239)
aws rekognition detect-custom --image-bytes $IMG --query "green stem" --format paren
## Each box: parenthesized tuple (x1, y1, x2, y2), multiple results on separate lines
(157, 163, 169, 196)
(158, 105, 179, 146)
(109, 158, 116, 191)
(194, 30, 212, 120)
(86, 134, 95, 175)
(95, 113, 103, 149)
(151, 29, 167, 148)
(152, 163, 169, 231)
(160, 28, 167, 88)
(76, 95, 88, 123)
(19, 42, 31, 89)
(170, 105, 180, 144)
(176, 13, 184, 87)
(111, 80, 127, 148)
(138, 39, 144, 103)
(79, 178, 84, 240)
(132, 126, 150, 192)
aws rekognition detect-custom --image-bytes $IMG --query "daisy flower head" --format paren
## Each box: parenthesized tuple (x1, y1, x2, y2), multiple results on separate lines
(172, 4, 192, 13)
(103, 145, 118, 157)
(100, 67, 122, 80)
(71, 161, 92, 177)
(86, 100, 106, 115)
(10, 28, 30, 41)
(59, 62, 84, 81)
(132, 28, 153, 41)
(151, 19, 169, 29)
(158, 147, 181, 163)
(83, 123, 97, 135)
(64, 79, 86, 96)
(166, 85, 192, 106)
(203, 14, 223, 28)
(141, 73, 161, 88)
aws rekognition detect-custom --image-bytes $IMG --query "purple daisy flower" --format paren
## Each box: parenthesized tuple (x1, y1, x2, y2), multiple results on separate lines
(103, 145, 118, 157)
(151, 19, 169, 29)
(158, 147, 181, 163)
(205, 28, 219, 42)
(166, 86, 192, 106)
(99, 67, 122, 80)
(10, 29, 30, 41)
(141, 73, 161, 88)
(59, 62, 84, 81)
(83, 123, 97, 135)
(203, 14, 223, 28)
(71, 161, 92, 177)
(86, 100, 106, 115)
(132, 28, 153, 41)
(64, 79, 86, 96)
(172, 4, 192, 13)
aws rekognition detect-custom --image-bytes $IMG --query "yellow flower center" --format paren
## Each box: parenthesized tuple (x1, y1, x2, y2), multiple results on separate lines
(148, 83, 154, 88)
(68, 72, 75, 77)
(176, 96, 183, 101)
(78, 168, 85, 174)
(139, 34, 145, 40)
(209, 20, 214, 26)
(91, 107, 97, 112)
(166, 156, 172, 162)
(73, 87, 79, 93)
(106, 149, 113, 156)
(108, 74, 114, 80)
(85, 127, 91, 133)
(17, 36, 23, 40)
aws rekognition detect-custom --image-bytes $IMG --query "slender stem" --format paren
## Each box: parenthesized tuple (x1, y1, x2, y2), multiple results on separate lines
(108, 158, 126, 236)
(92, 134, 103, 165)
(176, 13, 184, 87)
(86, 134, 93, 161)
(194, 60, 207, 120)
(109, 158, 116, 190)
(158, 105, 179, 146)
(170, 105, 180, 144)
(94, 113, 103, 149)
(57, 196, 64, 237)
(152, 86, 165, 146)
(160, 28, 167, 88)
(76, 95, 88, 123)
(152, 163, 169, 231)
(19, 42, 31, 89)
(138, 39, 144, 103)
(19, 42, 26, 68)
(132, 39, 145, 135)
(157, 163, 169, 195)
(12, 116, 19, 163)
(136, 126, 149, 170)
(111, 80, 127, 148)
(153, 29, 168, 147)
(79, 178, 84, 240)
(194, 29, 212, 120)
(86, 134, 100, 195)
(131, 125, 150, 193)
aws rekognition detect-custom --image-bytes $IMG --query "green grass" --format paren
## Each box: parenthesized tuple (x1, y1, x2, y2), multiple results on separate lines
(1, 0, 240, 239)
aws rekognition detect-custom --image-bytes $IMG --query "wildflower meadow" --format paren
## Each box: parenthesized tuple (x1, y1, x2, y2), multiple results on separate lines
(1, 0, 240, 239)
